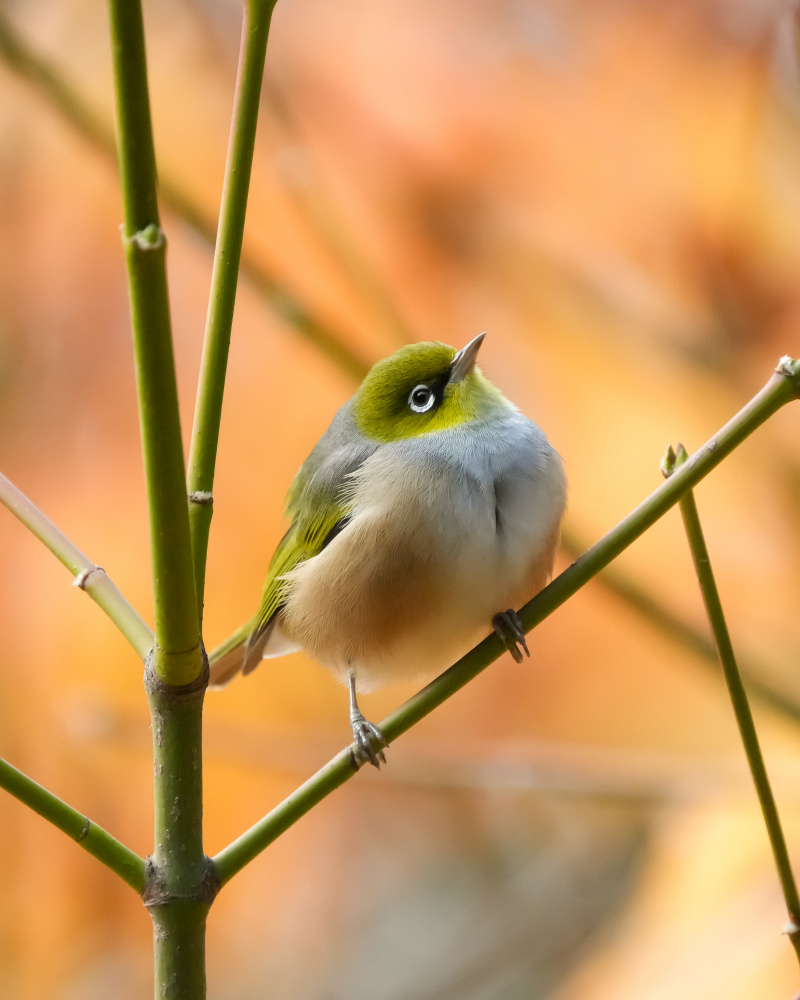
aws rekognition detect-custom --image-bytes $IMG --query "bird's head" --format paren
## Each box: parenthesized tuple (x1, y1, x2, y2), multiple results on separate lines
(352, 333, 506, 443)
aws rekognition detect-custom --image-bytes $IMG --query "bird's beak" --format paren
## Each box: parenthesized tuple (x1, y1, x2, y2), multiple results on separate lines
(448, 332, 486, 383)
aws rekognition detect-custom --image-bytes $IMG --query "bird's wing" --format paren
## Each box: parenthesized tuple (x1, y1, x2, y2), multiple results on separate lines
(208, 416, 375, 686)
(208, 498, 351, 686)
(242, 496, 352, 671)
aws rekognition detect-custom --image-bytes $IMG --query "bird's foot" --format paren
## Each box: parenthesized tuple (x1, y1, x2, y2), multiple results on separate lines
(349, 712, 389, 770)
(492, 609, 530, 664)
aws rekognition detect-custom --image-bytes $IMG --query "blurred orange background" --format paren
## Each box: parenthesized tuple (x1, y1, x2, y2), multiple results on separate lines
(0, 0, 800, 997)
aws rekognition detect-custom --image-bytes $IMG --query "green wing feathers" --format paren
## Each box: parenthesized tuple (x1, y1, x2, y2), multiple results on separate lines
(246, 501, 349, 646)
(208, 471, 355, 686)
(208, 406, 373, 687)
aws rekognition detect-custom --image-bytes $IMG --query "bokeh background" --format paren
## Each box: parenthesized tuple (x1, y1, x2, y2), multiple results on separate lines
(0, 0, 799, 996)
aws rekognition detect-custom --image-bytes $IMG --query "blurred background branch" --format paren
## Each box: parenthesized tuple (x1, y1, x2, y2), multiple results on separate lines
(0, 7, 370, 382)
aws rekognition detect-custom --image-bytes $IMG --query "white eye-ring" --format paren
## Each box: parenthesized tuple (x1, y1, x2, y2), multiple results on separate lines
(408, 384, 436, 413)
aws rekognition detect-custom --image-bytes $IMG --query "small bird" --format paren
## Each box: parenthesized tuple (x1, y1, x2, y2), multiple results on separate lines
(209, 334, 567, 767)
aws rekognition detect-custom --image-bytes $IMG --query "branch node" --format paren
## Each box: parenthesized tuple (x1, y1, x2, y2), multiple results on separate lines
(187, 491, 213, 506)
(144, 646, 209, 700)
(141, 855, 220, 908)
(776, 355, 800, 399)
(124, 222, 165, 251)
(72, 565, 105, 590)
(784, 918, 800, 941)
(660, 444, 677, 479)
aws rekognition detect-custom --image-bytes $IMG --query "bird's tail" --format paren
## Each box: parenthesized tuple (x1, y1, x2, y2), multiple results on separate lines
(208, 619, 254, 687)
(207, 617, 275, 687)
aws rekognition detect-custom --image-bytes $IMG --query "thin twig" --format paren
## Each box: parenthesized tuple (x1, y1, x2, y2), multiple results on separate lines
(108, 0, 201, 685)
(664, 443, 800, 964)
(212, 358, 800, 885)
(188, 0, 279, 617)
(0, 472, 152, 658)
(0, 756, 146, 892)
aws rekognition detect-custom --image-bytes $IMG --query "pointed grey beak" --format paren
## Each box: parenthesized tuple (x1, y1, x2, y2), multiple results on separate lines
(448, 332, 486, 383)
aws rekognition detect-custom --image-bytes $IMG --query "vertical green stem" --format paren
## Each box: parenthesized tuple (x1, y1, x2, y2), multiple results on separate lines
(107, 0, 201, 684)
(144, 664, 217, 1000)
(187, 0, 278, 618)
(666, 446, 800, 963)
(150, 902, 210, 999)
(107, 2, 211, 996)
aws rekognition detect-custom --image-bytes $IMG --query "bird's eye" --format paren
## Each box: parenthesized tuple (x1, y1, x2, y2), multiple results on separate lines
(408, 384, 435, 413)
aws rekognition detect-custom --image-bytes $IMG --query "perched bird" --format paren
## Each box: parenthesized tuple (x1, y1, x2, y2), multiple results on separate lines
(209, 334, 567, 767)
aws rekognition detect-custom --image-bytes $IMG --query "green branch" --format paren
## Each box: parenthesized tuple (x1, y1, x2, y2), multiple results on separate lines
(0, 471, 153, 658)
(664, 444, 800, 964)
(108, 0, 201, 685)
(212, 358, 800, 885)
(188, 0, 279, 616)
(0, 756, 145, 892)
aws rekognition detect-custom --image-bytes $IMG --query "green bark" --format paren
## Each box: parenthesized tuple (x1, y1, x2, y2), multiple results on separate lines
(188, 0, 279, 617)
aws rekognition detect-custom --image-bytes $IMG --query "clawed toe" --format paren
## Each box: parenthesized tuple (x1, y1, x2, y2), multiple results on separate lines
(350, 716, 389, 770)
(492, 608, 530, 663)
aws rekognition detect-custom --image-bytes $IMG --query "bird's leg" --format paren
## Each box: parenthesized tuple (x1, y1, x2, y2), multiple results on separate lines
(348, 671, 388, 769)
(492, 609, 530, 663)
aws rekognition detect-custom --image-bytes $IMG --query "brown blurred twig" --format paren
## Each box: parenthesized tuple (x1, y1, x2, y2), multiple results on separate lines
(0, 7, 370, 383)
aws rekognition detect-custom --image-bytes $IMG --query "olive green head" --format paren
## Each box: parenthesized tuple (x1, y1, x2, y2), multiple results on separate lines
(352, 334, 506, 444)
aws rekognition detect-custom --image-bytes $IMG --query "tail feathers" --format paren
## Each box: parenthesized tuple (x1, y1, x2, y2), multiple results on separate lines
(207, 618, 274, 688)
(208, 619, 254, 688)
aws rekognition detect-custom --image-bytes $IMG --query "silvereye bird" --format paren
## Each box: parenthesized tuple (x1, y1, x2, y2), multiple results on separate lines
(209, 334, 567, 767)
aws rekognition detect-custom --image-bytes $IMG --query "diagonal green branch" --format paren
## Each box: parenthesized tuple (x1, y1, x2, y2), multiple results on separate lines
(188, 0, 279, 617)
(0, 756, 146, 892)
(0, 9, 370, 384)
(666, 443, 800, 964)
(212, 357, 800, 886)
(107, 0, 201, 685)
(0, 471, 153, 658)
